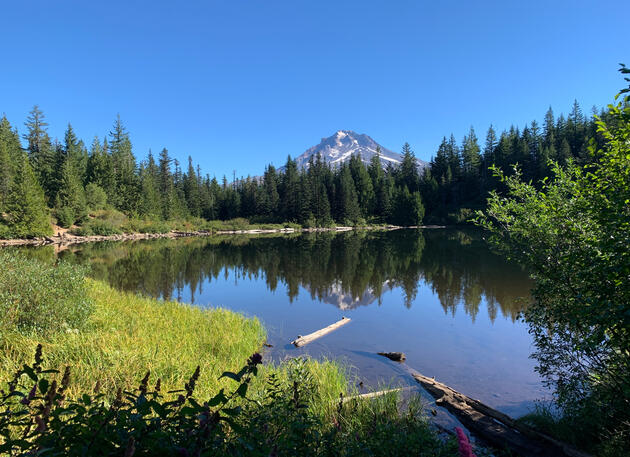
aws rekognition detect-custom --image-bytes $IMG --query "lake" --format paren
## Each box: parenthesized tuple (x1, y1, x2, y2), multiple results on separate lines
(28, 228, 546, 417)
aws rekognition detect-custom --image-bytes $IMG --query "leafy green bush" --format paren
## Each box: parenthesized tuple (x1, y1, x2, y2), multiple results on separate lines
(0, 252, 93, 335)
(477, 72, 630, 456)
(0, 347, 455, 456)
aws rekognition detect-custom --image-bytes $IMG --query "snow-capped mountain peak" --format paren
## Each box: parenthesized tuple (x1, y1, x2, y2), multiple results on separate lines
(294, 130, 427, 170)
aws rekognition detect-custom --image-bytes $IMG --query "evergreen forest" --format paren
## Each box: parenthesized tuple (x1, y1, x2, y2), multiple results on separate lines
(0, 101, 609, 238)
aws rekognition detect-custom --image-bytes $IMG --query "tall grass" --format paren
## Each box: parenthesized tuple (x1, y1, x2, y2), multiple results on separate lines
(0, 251, 92, 335)
(0, 279, 267, 399)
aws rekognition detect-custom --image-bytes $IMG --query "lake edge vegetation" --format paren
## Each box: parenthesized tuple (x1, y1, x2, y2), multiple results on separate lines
(476, 65, 630, 456)
(0, 250, 458, 456)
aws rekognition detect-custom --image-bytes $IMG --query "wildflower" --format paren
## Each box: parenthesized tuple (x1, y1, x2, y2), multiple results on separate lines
(20, 384, 37, 406)
(248, 353, 263, 366)
(455, 427, 476, 457)
(34, 344, 43, 372)
(185, 366, 200, 397)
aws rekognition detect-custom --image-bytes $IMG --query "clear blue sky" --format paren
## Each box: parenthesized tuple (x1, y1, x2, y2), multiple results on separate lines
(1, 0, 628, 178)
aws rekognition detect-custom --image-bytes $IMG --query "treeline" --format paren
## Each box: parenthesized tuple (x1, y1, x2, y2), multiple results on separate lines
(421, 101, 610, 222)
(0, 101, 606, 237)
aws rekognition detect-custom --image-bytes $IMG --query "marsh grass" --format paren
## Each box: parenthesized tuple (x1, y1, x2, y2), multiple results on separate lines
(0, 279, 267, 399)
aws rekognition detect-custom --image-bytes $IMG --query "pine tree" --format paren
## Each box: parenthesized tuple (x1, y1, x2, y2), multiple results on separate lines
(261, 165, 280, 219)
(87, 137, 117, 204)
(392, 187, 424, 226)
(158, 148, 178, 220)
(109, 115, 138, 213)
(55, 155, 88, 227)
(184, 156, 201, 217)
(461, 126, 481, 178)
(23, 105, 56, 204)
(64, 124, 88, 185)
(280, 156, 299, 221)
(349, 153, 374, 218)
(368, 151, 385, 218)
(4, 152, 52, 237)
(399, 142, 419, 192)
(139, 150, 162, 217)
(297, 173, 313, 224)
(335, 165, 361, 225)
(0, 116, 21, 211)
(311, 181, 332, 226)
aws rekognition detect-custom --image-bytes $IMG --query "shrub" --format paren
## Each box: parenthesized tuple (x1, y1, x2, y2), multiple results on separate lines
(121, 218, 171, 234)
(85, 183, 107, 211)
(0, 252, 93, 335)
(71, 219, 121, 236)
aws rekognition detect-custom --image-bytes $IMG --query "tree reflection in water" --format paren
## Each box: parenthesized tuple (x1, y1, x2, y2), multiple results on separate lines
(48, 229, 531, 323)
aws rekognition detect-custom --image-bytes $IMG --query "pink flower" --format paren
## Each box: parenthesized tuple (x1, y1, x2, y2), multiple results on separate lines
(455, 427, 476, 457)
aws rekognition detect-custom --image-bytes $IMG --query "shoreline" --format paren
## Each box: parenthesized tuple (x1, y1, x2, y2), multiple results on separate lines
(0, 224, 448, 247)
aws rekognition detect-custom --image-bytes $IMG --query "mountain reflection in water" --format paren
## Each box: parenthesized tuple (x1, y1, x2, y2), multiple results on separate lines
(18, 228, 544, 417)
(50, 229, 531, 323)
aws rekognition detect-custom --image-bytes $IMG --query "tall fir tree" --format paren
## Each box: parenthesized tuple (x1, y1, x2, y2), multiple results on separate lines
(4, 152, 51, 237)
(0, 116, 21, 211)
(139, 150, 162, 218)
(55, 154, 88, 227)
(23, 105, 56, 204)
(109, 115, 138, 213)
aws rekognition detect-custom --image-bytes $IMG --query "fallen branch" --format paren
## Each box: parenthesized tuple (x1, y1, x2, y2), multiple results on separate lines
(291, 317, 351, 347)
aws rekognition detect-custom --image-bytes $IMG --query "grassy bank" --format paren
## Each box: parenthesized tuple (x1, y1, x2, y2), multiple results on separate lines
(0, 279, 270, 399)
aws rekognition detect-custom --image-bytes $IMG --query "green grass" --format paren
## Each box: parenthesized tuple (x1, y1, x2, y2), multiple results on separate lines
(0, 252, 93, 335)
(0, 279, 267, 399)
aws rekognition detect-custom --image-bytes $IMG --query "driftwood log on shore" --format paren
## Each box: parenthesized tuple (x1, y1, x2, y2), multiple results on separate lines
(409, 370, 591, 457)
(291, 317, 351, 347)
(0, 225, 412, 247)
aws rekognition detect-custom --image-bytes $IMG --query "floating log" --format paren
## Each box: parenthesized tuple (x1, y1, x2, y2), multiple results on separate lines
(377, 352, 406, 362)
(291, 317, 351, 347)
(340, 387, 410, 403)
(410, 370, 591, 457)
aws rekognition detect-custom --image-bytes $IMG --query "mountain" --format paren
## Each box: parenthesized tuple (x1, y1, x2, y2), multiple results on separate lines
(292, 130, 428, 170)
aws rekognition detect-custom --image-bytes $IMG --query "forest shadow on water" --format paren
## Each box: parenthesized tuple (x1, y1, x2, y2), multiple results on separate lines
(19, 228, 544, 416)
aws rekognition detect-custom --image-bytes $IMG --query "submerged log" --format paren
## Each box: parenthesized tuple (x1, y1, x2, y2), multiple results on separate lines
(410, 370, 591, 457)
(291, 317, 351, 347)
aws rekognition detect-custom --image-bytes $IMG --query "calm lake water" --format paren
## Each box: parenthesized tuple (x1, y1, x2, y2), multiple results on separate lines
(27, 228, 546, 416)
